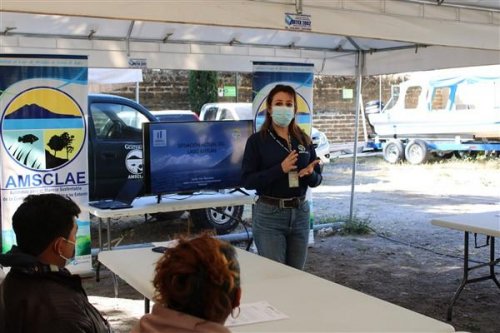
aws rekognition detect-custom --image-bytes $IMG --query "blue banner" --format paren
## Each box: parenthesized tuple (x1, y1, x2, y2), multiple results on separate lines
(0, 54, 91, 273)
(252, 61, 316, 244)
(252, 61, 314, 135)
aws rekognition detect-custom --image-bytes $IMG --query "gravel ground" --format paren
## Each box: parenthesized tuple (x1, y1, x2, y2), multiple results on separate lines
(84, 155, 500, 333)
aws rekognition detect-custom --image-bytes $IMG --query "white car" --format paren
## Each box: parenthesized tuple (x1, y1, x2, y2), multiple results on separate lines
(199, 102, 253, 121)
(199, 102, 330, 165)
(150, 110, 199, 122)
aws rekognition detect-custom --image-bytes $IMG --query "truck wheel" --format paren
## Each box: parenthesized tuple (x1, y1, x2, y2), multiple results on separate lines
(405, 140, 430, 164)
(190, 205, 243, 235)
(383, 140, 405, 163)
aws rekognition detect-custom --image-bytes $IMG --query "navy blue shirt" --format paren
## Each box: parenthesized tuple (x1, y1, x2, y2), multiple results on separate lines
(241, 129, 322, 198)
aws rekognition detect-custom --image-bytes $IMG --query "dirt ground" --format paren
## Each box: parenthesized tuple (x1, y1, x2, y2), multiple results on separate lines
(83, 155, 500, 333)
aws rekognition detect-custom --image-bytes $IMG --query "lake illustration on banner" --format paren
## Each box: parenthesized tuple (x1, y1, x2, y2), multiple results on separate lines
(1, 87, 85, 170)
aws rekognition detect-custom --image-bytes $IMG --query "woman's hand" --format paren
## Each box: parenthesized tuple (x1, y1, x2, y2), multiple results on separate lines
(298, 159, 321, 177)
(281, 150, 298, 173)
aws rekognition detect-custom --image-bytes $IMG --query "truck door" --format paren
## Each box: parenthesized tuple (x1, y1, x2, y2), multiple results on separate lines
(88, 101, 150, 200)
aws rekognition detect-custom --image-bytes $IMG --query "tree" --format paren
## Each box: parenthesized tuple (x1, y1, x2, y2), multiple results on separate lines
(60, 132, 75, 159)
(47, 135, 64, 157)
(47, 132, 75, 159)
(188, 71, 218, 114)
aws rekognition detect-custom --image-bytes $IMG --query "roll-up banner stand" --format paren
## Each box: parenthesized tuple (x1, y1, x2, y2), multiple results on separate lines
(252, 62, 315, 245)
(0, 54, 92, 274)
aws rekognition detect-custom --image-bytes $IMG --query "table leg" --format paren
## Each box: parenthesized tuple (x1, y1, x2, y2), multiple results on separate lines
(107, 217, 112, 251)
(447, 231, 469, 321)
(111, 272, 119, 298)
(144, 297, 150, 314)
(96, 217, 112, 282)
(490, 237, 500, 288)
(98, 217, 103, 251)
(96, 217, 104, 282)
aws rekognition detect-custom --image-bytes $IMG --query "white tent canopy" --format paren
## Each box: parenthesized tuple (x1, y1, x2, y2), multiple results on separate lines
(88, 68, 143, 84)
(1, 0, 499, 75)
(1, 0, 498, 220)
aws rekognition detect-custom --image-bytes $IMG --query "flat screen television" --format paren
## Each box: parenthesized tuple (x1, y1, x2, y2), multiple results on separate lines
(143, 120, 253, 196)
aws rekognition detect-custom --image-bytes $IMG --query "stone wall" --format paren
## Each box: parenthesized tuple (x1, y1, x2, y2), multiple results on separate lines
(90, 70, 404, 144)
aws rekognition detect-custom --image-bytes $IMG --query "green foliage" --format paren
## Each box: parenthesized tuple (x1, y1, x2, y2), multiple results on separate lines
(315, 214, 372, 236)
(188, 71, 218, 114)
(341, 215, 372, 235)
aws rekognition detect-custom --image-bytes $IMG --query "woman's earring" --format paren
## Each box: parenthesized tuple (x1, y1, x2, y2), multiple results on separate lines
(231, 306, 241, 319)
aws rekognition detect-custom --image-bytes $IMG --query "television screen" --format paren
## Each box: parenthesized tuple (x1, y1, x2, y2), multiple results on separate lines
(143, 120, 253, 195)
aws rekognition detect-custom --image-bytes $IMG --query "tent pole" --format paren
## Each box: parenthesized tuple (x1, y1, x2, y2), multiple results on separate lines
(349, 51, 364, 222)
(235, 72, 239, 103)
(135, 81, 139, 103)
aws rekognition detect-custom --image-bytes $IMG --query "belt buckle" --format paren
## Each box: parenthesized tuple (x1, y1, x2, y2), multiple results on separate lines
(281, 198, 297, 209)
(278, 199, 286, 209)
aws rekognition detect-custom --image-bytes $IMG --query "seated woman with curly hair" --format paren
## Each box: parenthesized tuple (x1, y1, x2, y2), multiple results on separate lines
(131, 234, 241, 333)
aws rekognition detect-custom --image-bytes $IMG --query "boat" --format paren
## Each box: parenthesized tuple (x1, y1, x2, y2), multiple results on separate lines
(366, 74, 500, 141)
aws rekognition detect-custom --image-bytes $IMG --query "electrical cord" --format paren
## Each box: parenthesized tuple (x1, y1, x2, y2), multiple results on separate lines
(368, 226, 492, 265)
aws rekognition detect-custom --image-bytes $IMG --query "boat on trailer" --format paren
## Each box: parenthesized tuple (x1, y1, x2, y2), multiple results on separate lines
(365, 72, 500, 164)
(367, 75, 500, 140)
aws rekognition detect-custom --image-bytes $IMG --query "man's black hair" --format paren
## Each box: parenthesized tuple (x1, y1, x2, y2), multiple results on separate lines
(12, 194, 81, 256)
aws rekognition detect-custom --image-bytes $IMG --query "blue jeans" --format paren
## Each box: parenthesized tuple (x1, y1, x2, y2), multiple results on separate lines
(252, 199, 310, 269)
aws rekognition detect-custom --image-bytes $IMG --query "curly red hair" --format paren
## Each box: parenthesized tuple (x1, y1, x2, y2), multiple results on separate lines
(153, 234, 240, 323)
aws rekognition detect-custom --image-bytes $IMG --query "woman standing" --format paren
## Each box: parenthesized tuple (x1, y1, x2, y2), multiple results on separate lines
(241, 84, 322, 269)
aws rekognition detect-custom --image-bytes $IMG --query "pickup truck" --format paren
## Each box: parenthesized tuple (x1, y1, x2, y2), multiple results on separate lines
(87, 94, 243, 234)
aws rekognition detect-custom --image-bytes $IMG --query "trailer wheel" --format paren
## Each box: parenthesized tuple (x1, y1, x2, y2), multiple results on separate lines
(190, 205, 243, 235)
(433, 151, 454, 160)
(383, 140, 405, 163)
(454, 151, 478, 160)
(405, 140, 430, 164)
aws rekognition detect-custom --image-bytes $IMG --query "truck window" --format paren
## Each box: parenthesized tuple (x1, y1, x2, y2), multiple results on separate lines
(203, 107, 218, 121)
(219, 108, 234, 120)
(91, 103, 149, 140)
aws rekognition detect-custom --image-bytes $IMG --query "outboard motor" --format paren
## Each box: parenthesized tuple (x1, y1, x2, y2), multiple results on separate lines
(364, 100, 384, 114)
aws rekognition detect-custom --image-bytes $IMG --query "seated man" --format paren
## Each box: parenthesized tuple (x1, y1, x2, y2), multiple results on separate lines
(0, 194, 111, 333)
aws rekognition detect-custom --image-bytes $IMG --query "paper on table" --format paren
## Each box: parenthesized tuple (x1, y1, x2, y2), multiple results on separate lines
(225, 301, 289, 327)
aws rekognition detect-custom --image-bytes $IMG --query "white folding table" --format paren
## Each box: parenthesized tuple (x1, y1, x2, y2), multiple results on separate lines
(98, 244, 455, 332)
(81, 191, 256, 280)
(431, 211, 500, 321)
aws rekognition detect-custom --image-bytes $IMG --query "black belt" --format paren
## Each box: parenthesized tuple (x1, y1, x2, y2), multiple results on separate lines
(258, 195, 306, 209)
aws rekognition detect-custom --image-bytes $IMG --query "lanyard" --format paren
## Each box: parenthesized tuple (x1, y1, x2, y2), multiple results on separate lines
(268, 129, 292, 153)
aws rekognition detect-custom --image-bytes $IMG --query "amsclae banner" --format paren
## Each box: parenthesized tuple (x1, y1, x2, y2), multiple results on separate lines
(252, 61, 316, 244)
(0, 54, 91, 273)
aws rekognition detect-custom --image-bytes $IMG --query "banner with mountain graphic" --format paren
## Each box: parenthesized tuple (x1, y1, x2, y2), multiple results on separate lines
(0, 54, 91, 273)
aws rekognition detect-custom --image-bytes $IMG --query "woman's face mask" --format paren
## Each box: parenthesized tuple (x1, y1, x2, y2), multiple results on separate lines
(271, 106, 295, 128)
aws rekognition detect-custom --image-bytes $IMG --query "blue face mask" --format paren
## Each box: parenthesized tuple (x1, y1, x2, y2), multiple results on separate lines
(271, 106, 295, 128)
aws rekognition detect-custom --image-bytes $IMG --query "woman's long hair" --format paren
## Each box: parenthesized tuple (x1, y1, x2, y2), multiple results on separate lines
(259, 84, 312, 146)
(153, 234, 240, 324)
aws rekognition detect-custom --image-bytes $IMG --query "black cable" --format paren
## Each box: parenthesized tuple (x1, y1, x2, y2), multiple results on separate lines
(368, 226, 490, 265)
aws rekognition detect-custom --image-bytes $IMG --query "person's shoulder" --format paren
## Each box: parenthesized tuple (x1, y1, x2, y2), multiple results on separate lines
(249, 130, 269, 142)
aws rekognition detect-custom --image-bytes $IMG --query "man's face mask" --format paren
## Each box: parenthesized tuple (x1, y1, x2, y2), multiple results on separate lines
(59, 238, 76, 266)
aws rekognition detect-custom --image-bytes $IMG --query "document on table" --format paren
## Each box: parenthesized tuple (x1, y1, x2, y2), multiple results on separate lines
(225, 301, 289, 327)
